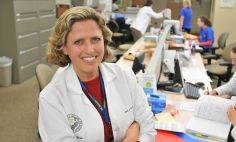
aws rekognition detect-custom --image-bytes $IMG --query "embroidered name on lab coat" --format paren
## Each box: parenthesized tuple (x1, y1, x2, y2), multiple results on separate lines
(125, 106, 134, 113)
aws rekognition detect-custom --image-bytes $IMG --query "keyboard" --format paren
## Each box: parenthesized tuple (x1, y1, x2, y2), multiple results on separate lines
(183, 82, 201, 99)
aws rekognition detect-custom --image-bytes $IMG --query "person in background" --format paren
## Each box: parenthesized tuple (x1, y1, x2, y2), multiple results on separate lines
(179, 0, 192, 33)
(206, 46, 236, 141)
(130, 0, 164, 42)
(38, 6, 155, 142)
(206, 46, 236, 99)
(112, 0, 119, 11)
(195, 16, 215, 52)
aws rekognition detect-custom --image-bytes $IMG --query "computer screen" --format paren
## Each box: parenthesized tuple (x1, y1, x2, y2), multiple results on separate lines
(163, 20, 181, 35)
(173, 53, 184, 87)
(145, 23, 172, 81)
(145, 44, 165, 82)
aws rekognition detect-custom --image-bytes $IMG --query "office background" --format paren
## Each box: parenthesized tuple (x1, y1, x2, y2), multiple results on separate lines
(59, 0, 236, 44)
(0, 0, 235, 142)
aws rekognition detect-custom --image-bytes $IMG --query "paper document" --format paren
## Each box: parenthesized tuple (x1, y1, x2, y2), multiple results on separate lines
(194, 95, 233, 124)
(155, 112, 185, 132)
(155, 112, 175, 122)
(181, 67, 212, 83)
(186, 95, 234, 141)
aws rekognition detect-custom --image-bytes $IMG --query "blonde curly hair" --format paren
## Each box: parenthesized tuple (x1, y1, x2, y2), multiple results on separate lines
(46, 6, 112, 67)
(183, 0, 192, 7)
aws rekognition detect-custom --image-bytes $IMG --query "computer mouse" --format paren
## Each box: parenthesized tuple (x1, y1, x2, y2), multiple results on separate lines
(195, 82, 205, 89)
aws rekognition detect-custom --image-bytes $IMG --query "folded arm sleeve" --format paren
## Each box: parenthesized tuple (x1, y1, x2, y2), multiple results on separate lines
(215, 73, 236, 96)
(125, 70, 156, 142)
(147, 8, 163, 19)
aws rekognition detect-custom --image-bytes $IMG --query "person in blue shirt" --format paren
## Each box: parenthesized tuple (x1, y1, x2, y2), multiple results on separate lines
(179, 0, 192, 33)
(196, 16, 215, 52)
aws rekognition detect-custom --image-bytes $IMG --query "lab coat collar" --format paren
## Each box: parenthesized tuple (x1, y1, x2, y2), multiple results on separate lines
(65, 63, 116, 95)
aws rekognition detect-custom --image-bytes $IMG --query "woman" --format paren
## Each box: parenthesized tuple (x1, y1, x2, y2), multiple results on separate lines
(179, 0, 192, 33)
(130, 0, 164, 42)
(196, 16, 215, 52)
(38, 7, 155, 142)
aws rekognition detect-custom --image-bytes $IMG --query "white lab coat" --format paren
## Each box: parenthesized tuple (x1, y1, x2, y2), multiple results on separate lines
(131, 6, 163, 35)
(215, 72, 236, 96)
(38, 63, 155, 142)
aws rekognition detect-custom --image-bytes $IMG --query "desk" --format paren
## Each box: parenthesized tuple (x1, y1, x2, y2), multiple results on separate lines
(116, 36, 212, 129)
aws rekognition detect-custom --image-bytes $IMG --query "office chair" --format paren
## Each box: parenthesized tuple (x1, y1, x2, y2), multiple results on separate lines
(35, 64, 54, 91)
(107, 20, 125, 48)
(203, 32, 229, 64)
(115, 17, 133, 42)
(213, 32, 229, 55)
(205, 42, 236, 86)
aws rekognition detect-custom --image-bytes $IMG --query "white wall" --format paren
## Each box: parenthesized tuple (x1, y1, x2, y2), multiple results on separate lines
(56, 0, 71, 5)
(212, 0, 236, 45)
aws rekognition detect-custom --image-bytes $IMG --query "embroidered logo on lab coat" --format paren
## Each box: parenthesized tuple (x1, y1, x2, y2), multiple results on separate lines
(67, 114, 83, 133)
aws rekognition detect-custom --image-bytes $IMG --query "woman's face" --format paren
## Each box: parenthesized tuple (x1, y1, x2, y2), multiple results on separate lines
(63, 19, 104, 76)
(197, 18, 204, 28)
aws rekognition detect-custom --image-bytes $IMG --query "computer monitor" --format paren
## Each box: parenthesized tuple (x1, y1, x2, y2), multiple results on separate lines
(145, 45, 164, 81)
(145, 23, 172, 81)
(173, 53, 184, 87)
(132, 51, 145, 74)
(163, 20, 181, 35)
(157, 52, 184, 93)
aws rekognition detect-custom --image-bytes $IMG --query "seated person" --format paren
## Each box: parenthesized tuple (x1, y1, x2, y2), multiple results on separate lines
(206, 46, 236, 141)
(187, 16, 215, 52)
(38, 7, 155, 142)
(206, 46, 236, 99)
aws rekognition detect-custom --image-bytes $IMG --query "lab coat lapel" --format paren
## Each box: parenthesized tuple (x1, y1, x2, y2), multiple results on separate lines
(99, 63, 121, 140)
(65, 64, 93, 107)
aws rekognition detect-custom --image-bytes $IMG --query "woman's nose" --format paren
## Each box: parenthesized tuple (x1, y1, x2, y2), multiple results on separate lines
(84, 41, 95, 53)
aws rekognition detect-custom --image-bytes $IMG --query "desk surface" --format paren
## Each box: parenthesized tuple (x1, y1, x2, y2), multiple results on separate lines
(116, 36, 212, 128)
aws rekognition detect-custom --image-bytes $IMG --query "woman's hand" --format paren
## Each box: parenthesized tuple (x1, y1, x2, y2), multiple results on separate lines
(121, 121, 140, 142)
(204, 90, 218, 96)
(228, 105, 236, 126)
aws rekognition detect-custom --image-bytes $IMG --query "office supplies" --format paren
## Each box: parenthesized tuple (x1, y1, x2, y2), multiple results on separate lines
(149, 93, 166, 114)
(123, 52, 135, 61)
(156, 130, 203, 142)
(139, 73, 157, 95)
(155, 130, 184, 142)
(186, 95, 234, 141)
(155, 112, 185, 132)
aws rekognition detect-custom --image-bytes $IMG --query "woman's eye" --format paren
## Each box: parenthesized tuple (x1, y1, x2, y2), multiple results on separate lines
(92, 37, 101, 43)
(74, 40, 83, 45)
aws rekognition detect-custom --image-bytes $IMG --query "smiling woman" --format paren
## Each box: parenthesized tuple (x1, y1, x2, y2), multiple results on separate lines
(39, 6, 155, 142)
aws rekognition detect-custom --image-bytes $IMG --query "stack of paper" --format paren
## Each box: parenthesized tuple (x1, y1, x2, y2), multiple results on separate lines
(155, 112, 185, 132)
(181, 67, 212, 83)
